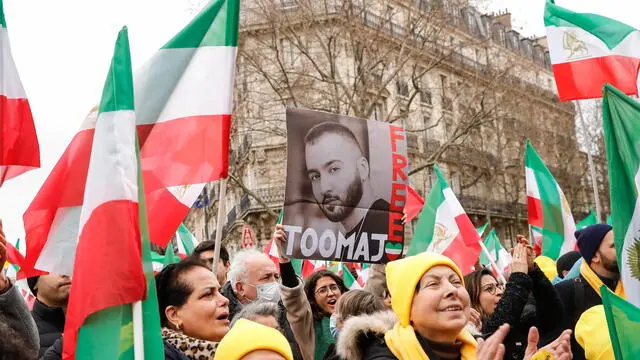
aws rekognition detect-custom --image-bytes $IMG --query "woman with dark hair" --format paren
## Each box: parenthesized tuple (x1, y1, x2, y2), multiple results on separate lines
(274, 225, 348, 360)
(155, 259, 231, 360)
(464, 239, 565, 360)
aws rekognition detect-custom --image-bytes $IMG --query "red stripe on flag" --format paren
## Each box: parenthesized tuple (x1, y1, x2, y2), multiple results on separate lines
(404, 185, 425, 223)
(138, 114, 231, 187)
(62, 200, 146, 359)
(0, 91, 40, 186)
(552, 56, 640, 101)
(25, 114, 231, 273)
(441, 214, 482, 275)
(527, 196, 543, 228)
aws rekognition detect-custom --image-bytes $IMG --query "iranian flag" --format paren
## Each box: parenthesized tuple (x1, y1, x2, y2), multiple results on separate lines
(525, 140, 577, 260)
(479, 229, 512, 275)
(62, 27, 164, 360)
(23, 0, 239, 277)
(545, 0, 640, 101)
(602, 286, 640, 359)
(341, 263, 362, 290)
(576, 207, 598, 230)
(406, 164, 481, 274)
(0, 0, 40, 186)
(602, 84, 640, 307)
(175, 223, 197, 258)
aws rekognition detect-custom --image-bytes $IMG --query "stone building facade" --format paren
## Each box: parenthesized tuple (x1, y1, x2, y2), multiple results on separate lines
(184, 0, 609, 254)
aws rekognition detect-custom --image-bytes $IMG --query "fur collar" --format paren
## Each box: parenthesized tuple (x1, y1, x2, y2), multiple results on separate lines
(336, 310, 398, 359)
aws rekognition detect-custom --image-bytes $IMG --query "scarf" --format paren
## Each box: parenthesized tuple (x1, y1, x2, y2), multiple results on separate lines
(162, 327, 219, 360)
(314, 317, 335, 360)
(579, 261, 625, 298)
(384, 323, 477, 360)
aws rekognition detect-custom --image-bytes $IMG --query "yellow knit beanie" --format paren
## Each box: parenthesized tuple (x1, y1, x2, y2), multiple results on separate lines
(214, 319, 293, 360)
(576, 305, 614, 360)
(386, 252, 464, 326)
(534, 256, 558, 281)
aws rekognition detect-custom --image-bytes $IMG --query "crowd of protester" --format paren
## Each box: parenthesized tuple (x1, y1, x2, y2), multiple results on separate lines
(0, 218, 624, 360)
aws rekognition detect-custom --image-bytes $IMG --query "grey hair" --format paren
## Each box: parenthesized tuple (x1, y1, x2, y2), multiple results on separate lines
(230, 301, 280, 328)
(227, 248, 265, 288)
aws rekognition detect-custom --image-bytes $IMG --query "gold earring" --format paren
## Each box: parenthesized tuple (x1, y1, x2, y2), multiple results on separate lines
(175, 323, 182, 331)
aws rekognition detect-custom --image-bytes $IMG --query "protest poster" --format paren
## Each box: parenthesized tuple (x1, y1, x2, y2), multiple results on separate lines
(282, 108, 408, 263)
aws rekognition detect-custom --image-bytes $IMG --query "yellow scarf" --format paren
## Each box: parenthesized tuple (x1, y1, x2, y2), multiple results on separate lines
(384, 323, 477, 360)
(580, 261, 625, 298)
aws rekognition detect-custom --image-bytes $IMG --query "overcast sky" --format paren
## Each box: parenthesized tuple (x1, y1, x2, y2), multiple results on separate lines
(1, 0, 639, 243)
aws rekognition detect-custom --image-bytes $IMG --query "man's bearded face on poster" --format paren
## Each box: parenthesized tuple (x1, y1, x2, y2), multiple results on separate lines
(305, 126, 367, 223)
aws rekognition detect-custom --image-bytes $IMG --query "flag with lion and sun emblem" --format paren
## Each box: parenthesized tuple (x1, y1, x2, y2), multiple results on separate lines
(602, 84, 640, 307)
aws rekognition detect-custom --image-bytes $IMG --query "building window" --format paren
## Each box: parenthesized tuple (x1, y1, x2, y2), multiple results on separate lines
(279, 38, 296, 66)
(370, 103, 384, 121)
(280, 0, 298, 8)
(420, 89, 432, 105)
(396, 78, 409, 97)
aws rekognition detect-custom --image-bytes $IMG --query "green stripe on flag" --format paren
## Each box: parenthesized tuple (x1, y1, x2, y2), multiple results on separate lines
(407, 164, 447, 256)
(544, 1, 635, 49)
(163, 244, 181, 266)
(576, 208, 598, 230)
(176, 223, 196, 255)
(602, 84, 640, 307)
(0, 0, 6, 28)
(76, 27, 164, 359)
(526, 140, 565, 259)
(341, 264, 359, 289)
(601, 286, 640, 359)
(162, 0, 239, 49)
(99, 27, 134, 112)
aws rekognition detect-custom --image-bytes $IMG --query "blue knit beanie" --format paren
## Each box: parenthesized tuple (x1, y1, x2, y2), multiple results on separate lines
(575, 224, 612, 264)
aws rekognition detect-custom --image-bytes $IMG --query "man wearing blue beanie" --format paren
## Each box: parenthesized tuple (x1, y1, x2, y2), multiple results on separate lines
(549, 224, 621, 360)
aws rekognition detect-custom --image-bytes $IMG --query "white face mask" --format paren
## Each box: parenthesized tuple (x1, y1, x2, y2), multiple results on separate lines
(253, 282, 281, 303)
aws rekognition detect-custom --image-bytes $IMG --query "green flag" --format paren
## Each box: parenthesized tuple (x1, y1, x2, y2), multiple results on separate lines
(602, 84, 640, 307)
(601, 285, 640, 359)
(576, 207, 598, 230)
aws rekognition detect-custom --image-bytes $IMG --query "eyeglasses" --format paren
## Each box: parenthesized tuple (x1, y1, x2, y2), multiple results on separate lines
(481, 283, 504, 295)
(315, 284, 341, 296)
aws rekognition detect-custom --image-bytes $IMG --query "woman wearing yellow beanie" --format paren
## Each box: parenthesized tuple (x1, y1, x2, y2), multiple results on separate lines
(215, 319, 294, 360)
(363, 252, 477, 360)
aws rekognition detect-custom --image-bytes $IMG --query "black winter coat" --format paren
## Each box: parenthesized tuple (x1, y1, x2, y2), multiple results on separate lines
(31, 299, 65, 358)
(551, 273, 619, 360)
(163, 341, 191, 360)
(481, 265, 564, 360)
(220, 281, 304, 360)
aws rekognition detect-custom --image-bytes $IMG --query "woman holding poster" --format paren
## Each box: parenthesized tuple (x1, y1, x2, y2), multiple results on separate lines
(274, 225, 348, 360)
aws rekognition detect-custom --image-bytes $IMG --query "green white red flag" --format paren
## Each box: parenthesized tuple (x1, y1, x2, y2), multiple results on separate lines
(406, 164, 481, 274)
(479, 229, 511, 275)
(525, 140, 577, 260)
(341, 263, 362, 290)
(62, 27, 164, 360)
(544, 0, 640, 101)
(175, 223, 197, 258)
(0, 0, 40, 186)
(23, 0, 239, 277)
(576, 207, 598, 230)
(601, 84, 640, 308)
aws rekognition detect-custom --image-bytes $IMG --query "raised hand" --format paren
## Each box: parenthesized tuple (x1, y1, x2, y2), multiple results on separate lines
(523, 327, 572, 360)
(511, 244, 529, 274)
(477, 323, 510, 360)
(273, 224, 290, 263)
